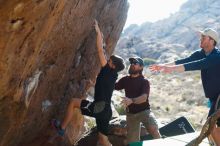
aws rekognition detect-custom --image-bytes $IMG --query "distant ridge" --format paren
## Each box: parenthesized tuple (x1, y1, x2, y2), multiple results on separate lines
(115, 0, 220, 63)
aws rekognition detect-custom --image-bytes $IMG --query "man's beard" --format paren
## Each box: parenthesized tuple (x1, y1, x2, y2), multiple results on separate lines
(128, 67, 141, 75)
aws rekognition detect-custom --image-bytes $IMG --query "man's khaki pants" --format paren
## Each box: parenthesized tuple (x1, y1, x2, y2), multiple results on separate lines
(126, 109, 159, 144)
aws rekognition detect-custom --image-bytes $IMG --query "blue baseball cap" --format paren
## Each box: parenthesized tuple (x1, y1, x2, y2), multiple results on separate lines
(129, 57, 144, 66)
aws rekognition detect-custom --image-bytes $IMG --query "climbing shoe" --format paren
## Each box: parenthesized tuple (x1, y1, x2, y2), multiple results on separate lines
(51, 119, 65, 136)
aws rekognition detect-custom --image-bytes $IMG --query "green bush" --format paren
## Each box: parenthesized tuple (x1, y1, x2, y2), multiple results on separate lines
(87, 118, 96, 129)
(143, 57, 156, 66)
(115, 105, 126, 115)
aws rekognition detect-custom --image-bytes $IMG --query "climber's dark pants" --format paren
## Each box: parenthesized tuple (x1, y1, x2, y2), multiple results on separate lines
(80, 100, 112, 135)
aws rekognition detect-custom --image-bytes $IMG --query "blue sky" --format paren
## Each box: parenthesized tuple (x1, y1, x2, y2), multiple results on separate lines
(125, 0, 187, 28)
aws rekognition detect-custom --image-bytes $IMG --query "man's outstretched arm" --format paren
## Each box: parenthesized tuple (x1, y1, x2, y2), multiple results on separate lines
(132, 94, 148, 104)
(149, 64, 185, 74)
(122, 94, 148, 107)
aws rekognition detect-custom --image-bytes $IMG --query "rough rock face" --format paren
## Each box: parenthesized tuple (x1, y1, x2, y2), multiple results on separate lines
(0, 0, 128, 146)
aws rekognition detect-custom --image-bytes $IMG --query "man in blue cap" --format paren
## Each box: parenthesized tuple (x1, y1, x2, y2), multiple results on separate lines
(115, 56, 161, 145)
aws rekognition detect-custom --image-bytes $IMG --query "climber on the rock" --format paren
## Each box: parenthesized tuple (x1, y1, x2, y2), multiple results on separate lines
(51, 19, 125, 146)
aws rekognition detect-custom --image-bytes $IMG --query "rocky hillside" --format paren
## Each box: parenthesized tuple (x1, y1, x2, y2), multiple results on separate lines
(114, 0, 220, 134)
(0, 1, 128, 146)
(115, 0, 220, 63)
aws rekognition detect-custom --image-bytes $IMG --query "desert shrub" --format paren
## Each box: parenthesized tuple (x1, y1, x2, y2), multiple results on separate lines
(115, 105, 126, 115)
(143, 57, 156, 66)
(86, 118, 96, 129)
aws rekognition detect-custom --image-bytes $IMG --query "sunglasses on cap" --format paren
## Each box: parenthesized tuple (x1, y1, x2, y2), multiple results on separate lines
(130, 62, 140, 65)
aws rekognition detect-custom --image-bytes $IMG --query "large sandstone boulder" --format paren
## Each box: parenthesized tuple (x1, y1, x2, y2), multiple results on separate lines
(0, 0, 128, 146)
